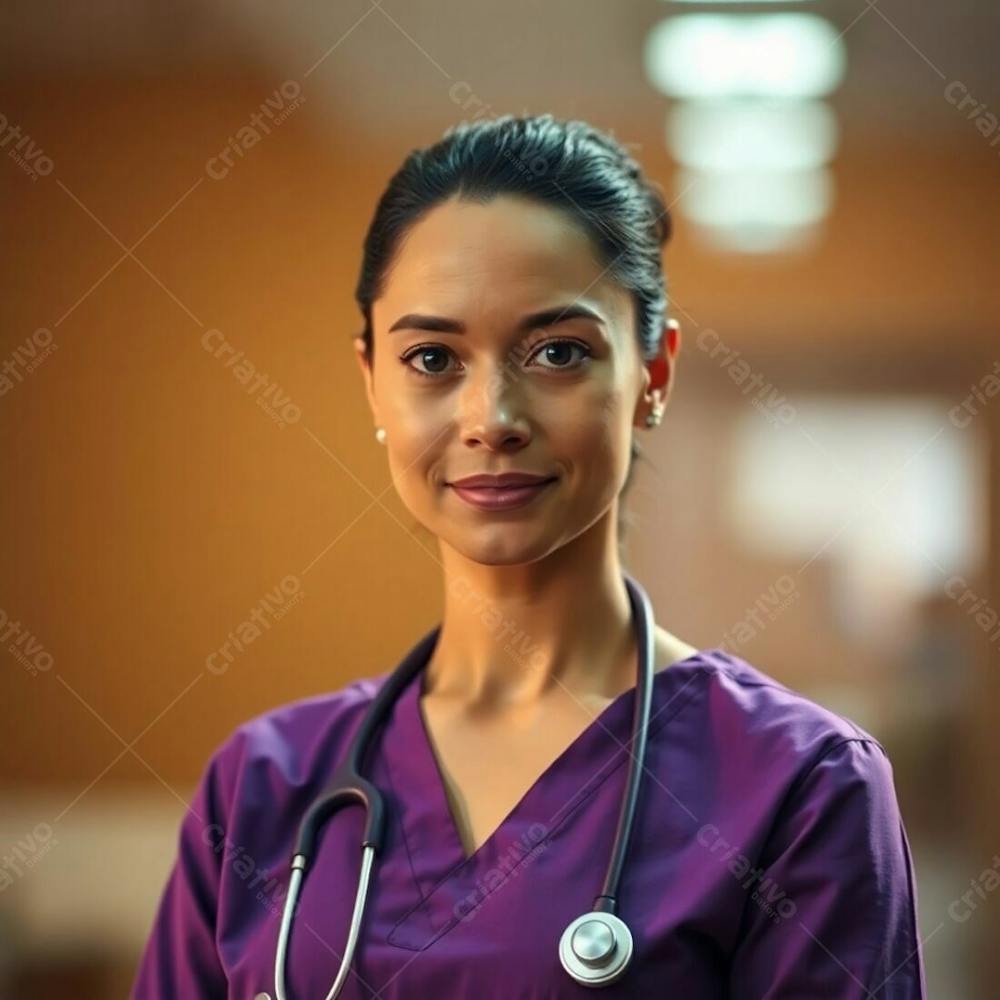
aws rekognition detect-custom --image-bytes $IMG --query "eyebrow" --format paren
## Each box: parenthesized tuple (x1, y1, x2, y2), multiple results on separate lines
(388, 303, 607, 335)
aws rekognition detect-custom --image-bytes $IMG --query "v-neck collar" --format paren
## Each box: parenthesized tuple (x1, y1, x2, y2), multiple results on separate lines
(379, 626, 714, 951)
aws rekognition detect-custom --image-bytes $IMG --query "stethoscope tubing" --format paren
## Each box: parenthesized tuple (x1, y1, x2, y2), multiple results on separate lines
(273, 571, 654, 999)
(593, 575, 654, 916)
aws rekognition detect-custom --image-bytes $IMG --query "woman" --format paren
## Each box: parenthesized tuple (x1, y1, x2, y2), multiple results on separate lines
(133, 114, 926, 998)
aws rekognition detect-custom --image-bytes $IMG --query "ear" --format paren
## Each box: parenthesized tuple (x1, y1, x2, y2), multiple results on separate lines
(635, 319, 680, 428)
(353, 335, 380, 426)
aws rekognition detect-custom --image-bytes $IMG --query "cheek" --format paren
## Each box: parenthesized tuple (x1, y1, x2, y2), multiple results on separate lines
(554, 387, 631, 468)
(384, 381, 444, 444)
(385, 425, 435, 477)
(382, 401, 446, 497)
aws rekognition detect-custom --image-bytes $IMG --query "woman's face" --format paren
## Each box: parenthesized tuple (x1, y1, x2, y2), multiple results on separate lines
(356, 193, 677, 566)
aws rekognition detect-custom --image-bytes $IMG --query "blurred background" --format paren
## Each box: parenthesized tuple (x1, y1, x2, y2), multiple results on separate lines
(1, 0, 998, 996)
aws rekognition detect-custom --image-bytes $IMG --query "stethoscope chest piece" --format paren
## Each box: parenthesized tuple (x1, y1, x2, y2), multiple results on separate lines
(558, 911, 634, 987)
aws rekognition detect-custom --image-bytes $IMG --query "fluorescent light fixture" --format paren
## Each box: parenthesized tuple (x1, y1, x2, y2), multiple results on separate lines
(677, 164, 832, 227)
(674, 164, 832, 251)
(645, 14, 846, 98)
(667, 99, 838, 172)
(693, 219, 824, 253)
(667, 1, 818, 4)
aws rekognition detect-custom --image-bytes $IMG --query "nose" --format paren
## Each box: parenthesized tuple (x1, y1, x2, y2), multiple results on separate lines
(457, 362, 531, 451)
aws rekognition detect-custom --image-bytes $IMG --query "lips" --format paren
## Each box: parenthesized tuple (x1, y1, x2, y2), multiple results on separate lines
(448, 472, 555, 489)
(447, 473, 557, 512)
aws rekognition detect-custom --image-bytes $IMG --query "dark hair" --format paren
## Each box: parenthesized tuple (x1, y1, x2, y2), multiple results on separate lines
(354, 113, 673, 550)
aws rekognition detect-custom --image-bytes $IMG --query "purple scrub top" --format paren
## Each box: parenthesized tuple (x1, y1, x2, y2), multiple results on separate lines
(132, 634, 927, 998)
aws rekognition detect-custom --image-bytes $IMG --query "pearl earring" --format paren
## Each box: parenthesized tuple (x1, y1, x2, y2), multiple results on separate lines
(645, 410, 662, 428)
(375, 426, 386, 444)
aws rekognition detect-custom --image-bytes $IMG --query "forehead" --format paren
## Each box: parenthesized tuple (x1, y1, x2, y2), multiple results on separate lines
(376, 194, 632, 328)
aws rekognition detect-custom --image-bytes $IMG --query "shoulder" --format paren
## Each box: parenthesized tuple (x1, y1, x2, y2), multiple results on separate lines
(694, 647, 879, 743)
(674, 650, 912, 874)
(699, 656, 926, 994)
(679, 647, 892, 798)
(197, 669, 394, 806)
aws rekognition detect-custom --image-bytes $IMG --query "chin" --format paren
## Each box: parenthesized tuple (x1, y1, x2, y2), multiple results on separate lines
(446, 529, 558, 567)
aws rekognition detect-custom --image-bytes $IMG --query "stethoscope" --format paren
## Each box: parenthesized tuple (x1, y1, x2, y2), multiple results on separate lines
(264, 572, 656, 999)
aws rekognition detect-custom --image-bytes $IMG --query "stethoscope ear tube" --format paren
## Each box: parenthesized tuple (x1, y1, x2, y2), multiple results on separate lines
(293, 770, 387, 861)
(274, 844, 379, 1000)
(277, 771, 385, 1000)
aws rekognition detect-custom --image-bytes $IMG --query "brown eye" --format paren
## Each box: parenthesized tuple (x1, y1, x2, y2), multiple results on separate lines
(399, 338, 592, 380)
(526, 339, 592, 370)
(400, 345, 460, 378)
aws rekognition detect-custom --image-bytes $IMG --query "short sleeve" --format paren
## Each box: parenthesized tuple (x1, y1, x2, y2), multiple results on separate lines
(728, 738, 927, 999)
(131, 738, 238, 998)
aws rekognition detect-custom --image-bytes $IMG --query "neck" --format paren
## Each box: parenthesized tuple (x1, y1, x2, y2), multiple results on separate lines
(425, 512, 640, 711)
